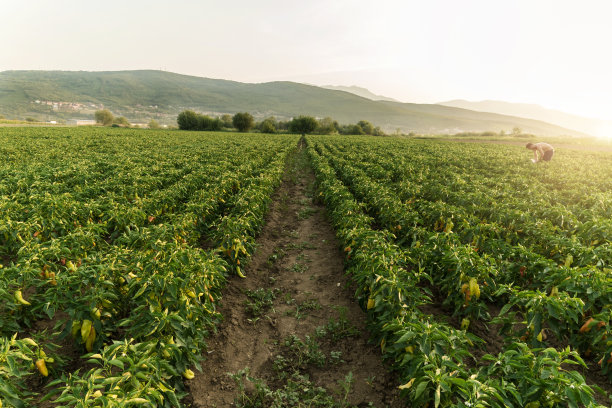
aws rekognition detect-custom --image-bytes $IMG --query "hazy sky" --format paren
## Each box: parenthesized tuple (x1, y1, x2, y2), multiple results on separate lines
(2, 0, 612, 121)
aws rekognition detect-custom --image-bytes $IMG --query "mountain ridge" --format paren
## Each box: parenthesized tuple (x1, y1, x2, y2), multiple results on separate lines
(319, 85, 399, 102)
(439, 99, 608, 137)
(0, 69, 587, 136)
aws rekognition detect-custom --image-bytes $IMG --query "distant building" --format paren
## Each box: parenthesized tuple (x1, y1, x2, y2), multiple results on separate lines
(67, 119, 97, 126)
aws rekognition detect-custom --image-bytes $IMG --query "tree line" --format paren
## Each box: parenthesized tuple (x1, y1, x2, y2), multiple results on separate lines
(177, 110, 386, 136)
(94, 109, 160, 129)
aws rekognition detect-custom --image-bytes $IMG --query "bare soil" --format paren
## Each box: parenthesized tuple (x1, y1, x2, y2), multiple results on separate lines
(185, 143, 404, 407)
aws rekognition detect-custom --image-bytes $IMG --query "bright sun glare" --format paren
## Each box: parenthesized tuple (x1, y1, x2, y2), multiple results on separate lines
(595, 123, 612, 140)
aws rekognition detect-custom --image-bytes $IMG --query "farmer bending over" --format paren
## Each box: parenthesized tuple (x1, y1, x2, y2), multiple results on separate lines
(526, 142, 554, 162)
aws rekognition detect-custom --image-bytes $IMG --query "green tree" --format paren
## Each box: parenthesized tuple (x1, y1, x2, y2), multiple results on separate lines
(220, 114, 233, 128)
(94, 109, 114, 126)
(342, 123, 364, 135)
(198, 115, 213, 130)
(372, 126, 385, 136)
(259, 117, 277, 133)
(353, 124, 365, 135)
(210, 118, 223, 131)
(289, 115, 318, 135)
(200, 115, 223, 131)
(357, 120, 374, 135)
(113, 116, 130, 126)
(177, 110, 199, 130)
(276, 120, 290, 132)
(317, 117, 338, 135)
(178, 111, 223, 131)
(233, 112, 254, 132)
(148, 119, 160, 129)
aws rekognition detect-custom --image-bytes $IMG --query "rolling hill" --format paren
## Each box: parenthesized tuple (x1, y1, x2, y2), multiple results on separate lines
(439, 99, 608, 138)
(0, 70, 586, 136)
(319, 85, 399, 102)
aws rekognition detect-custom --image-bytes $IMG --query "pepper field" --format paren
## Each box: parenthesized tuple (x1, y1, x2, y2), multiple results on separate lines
(1, 128, 611, 407)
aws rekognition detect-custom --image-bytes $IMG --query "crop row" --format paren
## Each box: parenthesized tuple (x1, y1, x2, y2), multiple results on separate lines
(306, 136, 607, 407)
(313, 137, 612, 366)
(322, 140, 612, 266)
(0, 128, 299, 407)
(327, 139, 612, 221)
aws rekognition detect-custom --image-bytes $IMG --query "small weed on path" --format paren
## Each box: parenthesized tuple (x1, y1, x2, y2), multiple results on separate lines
(286, 298, 321, 320)
(290, 262, 308, 273)
(185, 142, 403, 408)
(297, 206, 316, 220)
(315, 307, 360, 343)
(244, 288, 279, 322)
(231, 324, 367, 408)
(231, 368, 346, 408)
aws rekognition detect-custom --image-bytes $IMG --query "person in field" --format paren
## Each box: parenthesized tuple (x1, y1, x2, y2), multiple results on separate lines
(526, 142, 554, 163)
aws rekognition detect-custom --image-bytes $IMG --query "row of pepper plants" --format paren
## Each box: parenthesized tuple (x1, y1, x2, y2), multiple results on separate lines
(317, 138, 612, 363)
(332, 141, 612, 269)
(320, 139, 611, 336)
(0, 127, 299, 407)
(306, 135, 610, 407)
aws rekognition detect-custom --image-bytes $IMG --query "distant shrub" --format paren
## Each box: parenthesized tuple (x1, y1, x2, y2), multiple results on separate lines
(210, 118, 223, 131)
(177, 110, 199, 130)
(233, 112, 254, 132)
(289, 116, 318, 135)
(198, 115, 213, 130)
(221, 114, 233, 128)
(341, 124, 364, 135)
(357, 120, 374, 135)
(259, 117, 277, 134)
(372, 126, 386, 136)
(317, 117, 338, 135)
(95, 109, 114, 126)
(113, 116, 130, 126)
(177, 110, 224, 131)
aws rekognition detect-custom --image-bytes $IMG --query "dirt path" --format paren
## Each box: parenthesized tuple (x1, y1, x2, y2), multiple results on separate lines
(185, 142, 403, 407)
